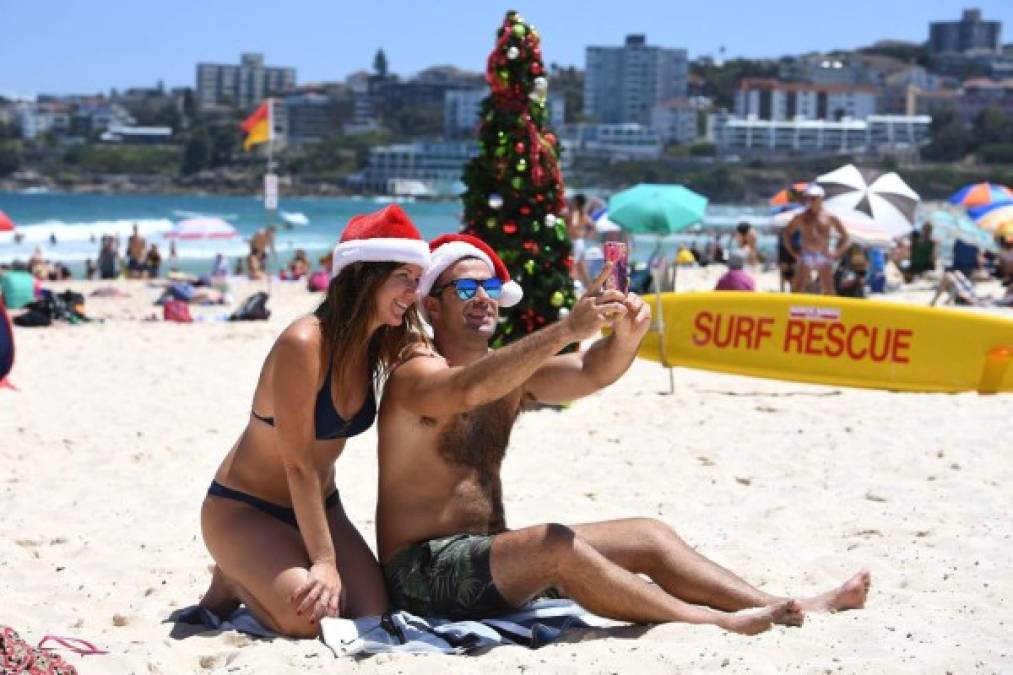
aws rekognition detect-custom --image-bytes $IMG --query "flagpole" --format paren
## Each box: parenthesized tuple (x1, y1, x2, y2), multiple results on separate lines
(265, 98, 277, 292)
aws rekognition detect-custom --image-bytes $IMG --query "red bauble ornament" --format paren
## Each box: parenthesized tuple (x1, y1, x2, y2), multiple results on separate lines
(535, 194, 544, 202)
(519, 205, 531, 215)
(544, 133, 556, 145)
(515, 142, 525, 153)
(530, 63, 542, 75)
(503, 222, 518, 234)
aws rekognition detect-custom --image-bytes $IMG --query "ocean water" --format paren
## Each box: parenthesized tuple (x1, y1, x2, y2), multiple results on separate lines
(0, 191, 773, 275)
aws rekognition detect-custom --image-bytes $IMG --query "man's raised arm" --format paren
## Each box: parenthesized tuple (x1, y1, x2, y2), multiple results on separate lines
(524, 292, 652, 405)
(387, 283, 628, 419)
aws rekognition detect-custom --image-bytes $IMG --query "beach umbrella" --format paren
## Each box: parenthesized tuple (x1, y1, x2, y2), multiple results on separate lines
(919, 205, 997, 251)
(164, 217, 238, 240)
(974, 203, 1013, 233)
(816, 164, 919, 238)
(0, 210, 14, 232)
(948, 182, 1013, 209)
(772, 208, 894, 248)
(768, 181, 810, 212)
(591, 210, 622, 234)
(607, 183, 708, 235)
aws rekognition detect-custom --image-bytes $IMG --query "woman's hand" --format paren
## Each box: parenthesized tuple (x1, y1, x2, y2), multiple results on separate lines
(291, 560, 343, 623)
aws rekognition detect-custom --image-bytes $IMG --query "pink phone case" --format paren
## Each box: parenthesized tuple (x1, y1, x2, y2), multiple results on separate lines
(603, 241, 629, 294)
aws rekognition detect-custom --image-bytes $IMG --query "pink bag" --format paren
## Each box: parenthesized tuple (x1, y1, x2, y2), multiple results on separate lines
(307, 269, 330, 292)
(163, 299, 193, 323)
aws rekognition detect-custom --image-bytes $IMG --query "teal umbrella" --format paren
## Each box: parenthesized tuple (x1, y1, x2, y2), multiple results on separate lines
(607, 184, 708, 234)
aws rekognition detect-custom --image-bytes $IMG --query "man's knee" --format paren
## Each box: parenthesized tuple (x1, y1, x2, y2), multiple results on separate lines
(272, 612, 320, 640)
(629, 517, 679, 549)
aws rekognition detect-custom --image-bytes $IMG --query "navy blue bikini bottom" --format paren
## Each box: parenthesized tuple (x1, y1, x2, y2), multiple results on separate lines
(207, 481, 340, 529)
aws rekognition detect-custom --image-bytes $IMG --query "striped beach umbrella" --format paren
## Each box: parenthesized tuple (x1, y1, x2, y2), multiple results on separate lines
(0, 210, 14, 232)
(974, 203, 1013, 233)
(816, 164, 920, 238)
(948, 182, 1013, 209)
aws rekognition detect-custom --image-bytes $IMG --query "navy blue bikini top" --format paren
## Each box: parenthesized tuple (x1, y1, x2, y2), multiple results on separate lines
(252, 365, 376, 440)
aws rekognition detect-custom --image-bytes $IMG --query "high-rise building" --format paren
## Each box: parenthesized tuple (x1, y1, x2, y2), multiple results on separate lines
(195, 53, 296, 111)
(929, 9, 1002, 55)
(584, 35, 688, 125)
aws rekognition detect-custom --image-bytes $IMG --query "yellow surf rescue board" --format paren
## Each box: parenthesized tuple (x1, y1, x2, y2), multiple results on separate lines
(638, 292, 1013, 393)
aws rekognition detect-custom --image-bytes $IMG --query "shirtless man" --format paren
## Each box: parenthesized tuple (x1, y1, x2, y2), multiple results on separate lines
(126, 223, 147, 279)
(376, 234, 870, 635)
(782, 184, 849, 295)
(250, 225, 277, 273)
(733, 222, 759, 266)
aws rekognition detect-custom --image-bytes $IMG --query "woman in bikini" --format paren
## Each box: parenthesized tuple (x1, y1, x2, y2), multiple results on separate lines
(197, 205, 431, 637)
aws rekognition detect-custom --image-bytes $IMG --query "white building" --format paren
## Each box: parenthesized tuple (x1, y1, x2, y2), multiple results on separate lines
(196, 53, 296, 111)
(566, 123, 663, 160)
(584, 35, 688, 126)
(710, 114, 931, 155)
(358, 141, 479, 194)
(15, 103, 72, 139)
(650, 98, 707, 144)
(444, 89, 564, 138)
(735, 79, 877, 121)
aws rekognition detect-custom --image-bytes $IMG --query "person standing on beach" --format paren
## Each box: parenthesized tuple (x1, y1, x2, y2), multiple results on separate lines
(782, 184, 849, 295)
(197, 205, 431, 637)
(733, 222, 758, 265)
(126, 224, 147, 279)
(376, 234, 870, 634)
(251, 225, 277, 274)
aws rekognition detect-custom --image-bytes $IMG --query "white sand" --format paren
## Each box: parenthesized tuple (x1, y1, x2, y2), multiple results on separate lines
(2, 270, 1011, 674)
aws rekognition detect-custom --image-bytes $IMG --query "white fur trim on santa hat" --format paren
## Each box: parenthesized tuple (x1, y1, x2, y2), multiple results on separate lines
(417, 240, 523, 321)
(331, 237, 431, 278)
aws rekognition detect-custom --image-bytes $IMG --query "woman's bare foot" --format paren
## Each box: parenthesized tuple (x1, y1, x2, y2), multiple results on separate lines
(799, 570, 871, 613)
(198, 565, 241, 619)
(720, 600, 804, 635)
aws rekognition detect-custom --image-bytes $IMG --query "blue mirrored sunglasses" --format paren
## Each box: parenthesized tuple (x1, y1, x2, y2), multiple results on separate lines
(431, 277, 503, 300)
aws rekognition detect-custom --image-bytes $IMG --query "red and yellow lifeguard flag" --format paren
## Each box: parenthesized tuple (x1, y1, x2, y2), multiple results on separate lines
(240, 100, 272, 151)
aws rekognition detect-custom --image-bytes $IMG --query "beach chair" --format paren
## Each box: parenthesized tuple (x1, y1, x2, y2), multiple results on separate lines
(951, 240, 981, 278)
(930, 270, 982, 307)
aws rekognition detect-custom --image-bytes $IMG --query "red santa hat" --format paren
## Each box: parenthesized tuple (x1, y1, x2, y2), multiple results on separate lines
(331, 204, 431, 278)
(418, 234, 524, 317)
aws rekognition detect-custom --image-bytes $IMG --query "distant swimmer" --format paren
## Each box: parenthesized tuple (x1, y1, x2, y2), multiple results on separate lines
(781, 184, 849, 295)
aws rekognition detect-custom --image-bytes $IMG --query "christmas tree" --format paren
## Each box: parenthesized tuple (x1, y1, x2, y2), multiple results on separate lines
(461, 10, 574, 347)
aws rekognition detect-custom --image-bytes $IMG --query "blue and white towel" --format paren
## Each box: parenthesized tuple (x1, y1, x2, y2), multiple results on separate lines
(173, 599, 610, 656)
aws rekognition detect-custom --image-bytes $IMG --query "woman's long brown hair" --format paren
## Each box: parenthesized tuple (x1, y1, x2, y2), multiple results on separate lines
(314, 261, 428, 389)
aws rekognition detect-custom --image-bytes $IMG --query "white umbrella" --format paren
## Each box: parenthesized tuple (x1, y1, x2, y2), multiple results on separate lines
(772, 209, 894, 247)
(593, 210, 622, 234)
(164, 217, 238, 240)
(816, 164, 920, 238)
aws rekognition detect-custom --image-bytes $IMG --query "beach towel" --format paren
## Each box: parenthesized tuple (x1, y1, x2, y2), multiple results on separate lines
(172, 598, 609, 657)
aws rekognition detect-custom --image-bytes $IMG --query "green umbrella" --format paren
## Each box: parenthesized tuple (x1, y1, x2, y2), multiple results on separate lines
(607, 183, 708, 234)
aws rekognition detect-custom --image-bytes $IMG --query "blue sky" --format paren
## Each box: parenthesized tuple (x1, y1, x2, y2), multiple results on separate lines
(2, 1, 1011, 97)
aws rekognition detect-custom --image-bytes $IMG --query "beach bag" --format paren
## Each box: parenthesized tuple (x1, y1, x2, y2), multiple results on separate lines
(0, 270, 36, 309)
(230, 292, 270, 321)
(307, 269, 329, 292)
(163, 299, 193, 323)
(1, 297, 13, 382)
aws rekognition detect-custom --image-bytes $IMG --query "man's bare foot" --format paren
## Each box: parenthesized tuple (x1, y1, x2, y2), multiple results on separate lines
(720, 600, 804, 636)
(198, 565, 241, 619)
(799, 570, 871, 613)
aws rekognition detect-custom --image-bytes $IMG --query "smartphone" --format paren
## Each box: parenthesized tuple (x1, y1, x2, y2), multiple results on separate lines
(603, 241, 629, 294)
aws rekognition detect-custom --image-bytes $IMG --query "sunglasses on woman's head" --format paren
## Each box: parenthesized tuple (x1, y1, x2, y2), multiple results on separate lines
(431, 277, 503, 300)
